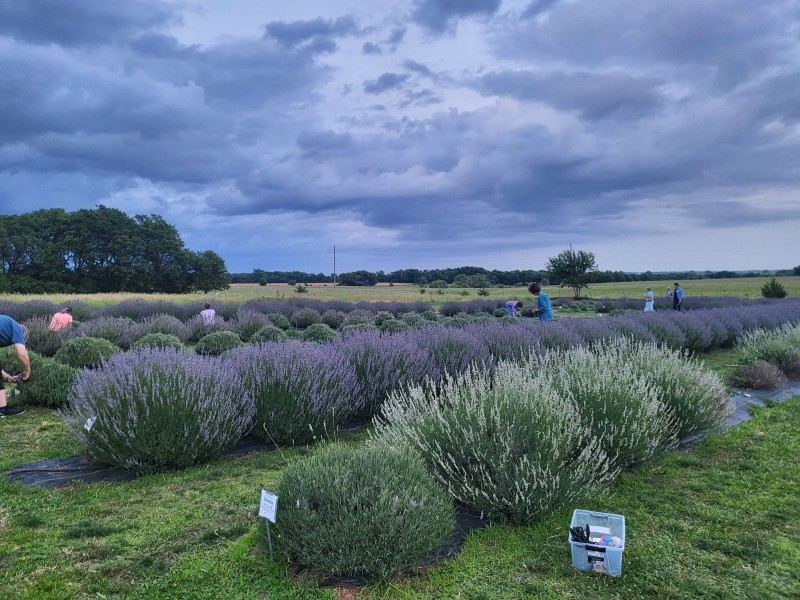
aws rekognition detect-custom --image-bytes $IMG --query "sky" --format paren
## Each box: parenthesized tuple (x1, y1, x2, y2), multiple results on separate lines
(1, 0, 799, 275)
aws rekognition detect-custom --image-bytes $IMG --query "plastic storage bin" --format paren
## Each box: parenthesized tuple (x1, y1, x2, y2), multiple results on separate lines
(569, 509, 626, 576)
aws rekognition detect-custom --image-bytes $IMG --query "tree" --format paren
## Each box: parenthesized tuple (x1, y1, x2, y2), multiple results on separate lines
(186, 250, 230, 293)
(761, 277, 787, 298)
(546, 248, 598, 299)
(337, 270, 377, 286)
(794, 265, 800, 276)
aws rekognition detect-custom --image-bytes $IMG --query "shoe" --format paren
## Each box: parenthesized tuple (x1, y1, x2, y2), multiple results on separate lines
(0, 405, 25, 417)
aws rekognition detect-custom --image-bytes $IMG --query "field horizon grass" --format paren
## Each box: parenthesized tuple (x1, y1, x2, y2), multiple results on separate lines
(2, 275, 799, 307)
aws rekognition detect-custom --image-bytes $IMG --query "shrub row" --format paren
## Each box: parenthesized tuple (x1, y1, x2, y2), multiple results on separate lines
(372, 339, 731, 524)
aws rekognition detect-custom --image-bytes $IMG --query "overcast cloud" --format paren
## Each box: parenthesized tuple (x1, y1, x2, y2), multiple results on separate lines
(1, 0, 799, 274)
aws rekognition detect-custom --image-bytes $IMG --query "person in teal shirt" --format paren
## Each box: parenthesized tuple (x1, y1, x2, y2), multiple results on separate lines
(528, 282, 553, 321)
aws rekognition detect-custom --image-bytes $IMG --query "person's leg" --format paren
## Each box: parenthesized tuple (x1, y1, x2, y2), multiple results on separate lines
(0, 379, 24, 416)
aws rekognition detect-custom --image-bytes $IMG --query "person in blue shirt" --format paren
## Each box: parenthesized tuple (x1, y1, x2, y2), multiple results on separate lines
(0, 315, 30, 417)
(528, 282, 554, 321)
(672, 282, 684, 311)
(504, 300, 523, 316)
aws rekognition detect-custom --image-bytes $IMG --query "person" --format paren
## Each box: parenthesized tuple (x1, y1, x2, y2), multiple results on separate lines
(48, 307, 73, 331)
(665, 287, 673, 299)
(200, 302, 216, 325)
(643, 287, 655, 312)
(0, 315, 30, 417)
(673, 282, 684, 311)
(504, 300, 523, 317)
(527, 282, 553, 321)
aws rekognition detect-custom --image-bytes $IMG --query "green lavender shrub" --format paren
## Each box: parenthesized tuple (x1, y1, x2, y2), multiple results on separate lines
(321, 310, 347, 330)
(250, 325, 288, 343)
(18, 357, 78, 408)
(290, 308, 322, 329)
(266, 312, 292, 331)
(380, 319, 410, 334)
(54, 337, 120, 369)
(275, 444, 454, 580)
(195, 331, 244, 356)
(301, 323, 338, 343)
(131, 333, 184, 351)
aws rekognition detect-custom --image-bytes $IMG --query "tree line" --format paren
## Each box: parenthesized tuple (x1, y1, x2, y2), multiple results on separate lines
(0, 206, 229, 293)
(231, 265, 800, 288)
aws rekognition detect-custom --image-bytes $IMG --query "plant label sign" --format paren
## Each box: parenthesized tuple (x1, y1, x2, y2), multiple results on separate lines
(259, 489, 278, 523)
(84, 415, 97, 432)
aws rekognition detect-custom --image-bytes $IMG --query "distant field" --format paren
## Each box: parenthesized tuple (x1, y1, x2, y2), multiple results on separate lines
(1, 276, 798, 306)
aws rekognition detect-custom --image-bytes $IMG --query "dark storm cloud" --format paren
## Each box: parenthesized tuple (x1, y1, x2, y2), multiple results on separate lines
(296, 129, 355, 159)
(363, 72, 410, 94)
(264, 16, 359, 48)
(0, 0, 177, 47)
(475, 70, 665, 120)
(412, 0, 502, 33)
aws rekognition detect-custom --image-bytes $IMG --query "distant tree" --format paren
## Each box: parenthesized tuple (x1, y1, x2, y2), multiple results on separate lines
(294, 284, 308, 294)
(428, 279, 448, 288)
(794, 265, 800, 276)
(186, 250, 230, 293)
(546, 248, 598, 299)
(337, 270, 377, 286)
(761, 277, 787, 298)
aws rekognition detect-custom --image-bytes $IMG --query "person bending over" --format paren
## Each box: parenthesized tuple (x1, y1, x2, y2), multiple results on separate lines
(504, 300, 523, 317)
(0, 315, 30, 417)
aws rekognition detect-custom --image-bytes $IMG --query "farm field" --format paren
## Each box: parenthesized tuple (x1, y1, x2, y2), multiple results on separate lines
(2, 395, 798, 599)
(2, 275, 799, 307)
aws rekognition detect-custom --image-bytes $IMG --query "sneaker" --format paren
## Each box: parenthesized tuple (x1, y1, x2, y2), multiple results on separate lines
(0, 405, 25, 417)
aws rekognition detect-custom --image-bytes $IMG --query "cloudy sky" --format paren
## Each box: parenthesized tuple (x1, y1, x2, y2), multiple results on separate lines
(2, 0, 799, 275)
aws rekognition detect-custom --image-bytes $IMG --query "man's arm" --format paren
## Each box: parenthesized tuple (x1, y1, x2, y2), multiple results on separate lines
(15, 343, 30, 380)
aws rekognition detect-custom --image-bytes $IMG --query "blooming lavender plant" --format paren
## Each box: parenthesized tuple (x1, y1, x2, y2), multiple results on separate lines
(372, 360, 615, 524)
(227, 342, 362, 446)
(231, 309, 273, 342)
(71, 316, 141, 350)
(332, 330, 430, 418)
(135, 314, 191, 343)
(62, 348, 253, 472)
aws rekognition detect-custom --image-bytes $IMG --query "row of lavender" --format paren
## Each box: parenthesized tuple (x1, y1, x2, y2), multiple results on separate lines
(0, 294, 779, 325)
(59, 300, 800, 472)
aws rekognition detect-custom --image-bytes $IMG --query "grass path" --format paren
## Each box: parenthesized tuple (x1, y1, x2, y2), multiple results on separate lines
(1, 398, 798, 599)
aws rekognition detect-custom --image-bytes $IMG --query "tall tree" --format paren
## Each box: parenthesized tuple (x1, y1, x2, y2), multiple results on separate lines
(186, 250, 230, 292)
(546, 248, 598, 299)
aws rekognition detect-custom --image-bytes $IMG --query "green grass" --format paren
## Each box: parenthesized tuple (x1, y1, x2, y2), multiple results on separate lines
(2, 390, 799, 599)
(3, 275, 799, 308)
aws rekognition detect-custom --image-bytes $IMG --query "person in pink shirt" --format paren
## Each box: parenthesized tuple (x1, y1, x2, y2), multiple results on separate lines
(48, 307, 73, 331)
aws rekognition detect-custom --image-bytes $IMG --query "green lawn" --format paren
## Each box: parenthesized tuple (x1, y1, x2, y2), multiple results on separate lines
(2, 275, 799, 308)
(2, 389, 799, 599)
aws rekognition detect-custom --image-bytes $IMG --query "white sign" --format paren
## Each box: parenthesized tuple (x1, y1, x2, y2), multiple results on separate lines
(259, 489, 278, 523)
(84, 415, 97, 432)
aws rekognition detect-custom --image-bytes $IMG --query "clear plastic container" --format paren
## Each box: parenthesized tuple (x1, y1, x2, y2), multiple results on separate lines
(569, 509, 626, 576)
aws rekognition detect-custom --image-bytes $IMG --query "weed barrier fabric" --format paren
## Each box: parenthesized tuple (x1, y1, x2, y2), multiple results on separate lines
(6, 418, 370, 488)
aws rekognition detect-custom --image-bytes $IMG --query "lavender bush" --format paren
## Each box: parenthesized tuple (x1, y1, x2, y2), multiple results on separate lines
(535, 341, 677, 471)
(332, 330, 430, 418)
(184, 314, 229, 343)
(266, 312, 292, 330)
(275, 444, 454, 580)
(250, 325, 288, 343)
(131, 333, 184, 351)
(63, 348, 253, 472)
(320, 309, 346, 330)
(136, 314, 190, 343)
(290, 308, 321, 328)
(228, 342, 361, 446)
(21, 315, 67, 357)
(736, 323, 800, 378)
(301, 323, 337, 343)
(71, 317, 140, 350)
(373, 361, 614, 524)
(195, 331, 243, 356)
(17, 356, 78, 407)
(231, 309, 273, 342)
(54, 336, 120, 369)
(730, 361, 788, 389)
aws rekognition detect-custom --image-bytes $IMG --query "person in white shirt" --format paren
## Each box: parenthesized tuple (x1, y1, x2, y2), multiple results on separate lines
(200, 302, 216, 325)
